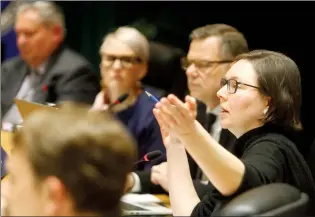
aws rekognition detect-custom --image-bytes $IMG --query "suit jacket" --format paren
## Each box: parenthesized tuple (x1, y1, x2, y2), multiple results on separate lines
(1, 44, 100, 118)
(135, 100, 236, 198)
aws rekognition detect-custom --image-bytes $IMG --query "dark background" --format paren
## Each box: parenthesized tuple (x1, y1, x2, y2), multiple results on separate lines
(57, 1, 315, 153)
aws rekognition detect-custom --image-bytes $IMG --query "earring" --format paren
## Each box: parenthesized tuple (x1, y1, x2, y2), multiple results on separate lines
(263, 107, 268, 115)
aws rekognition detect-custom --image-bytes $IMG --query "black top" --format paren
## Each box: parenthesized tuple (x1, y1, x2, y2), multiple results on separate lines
(191, 123, 315, 216)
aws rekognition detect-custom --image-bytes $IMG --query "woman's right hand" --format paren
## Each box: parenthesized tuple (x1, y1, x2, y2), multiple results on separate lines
(153, 95, 197, 149)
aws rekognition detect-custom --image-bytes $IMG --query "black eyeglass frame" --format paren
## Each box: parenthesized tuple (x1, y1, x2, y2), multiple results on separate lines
(101, 55, 143, 68)
(220, 78, 260, 94)
(180, 57, 234, 71)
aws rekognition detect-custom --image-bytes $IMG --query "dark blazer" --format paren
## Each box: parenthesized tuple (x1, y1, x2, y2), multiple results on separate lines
(1, 44, 100, 118)
(135, 100, 236, 199)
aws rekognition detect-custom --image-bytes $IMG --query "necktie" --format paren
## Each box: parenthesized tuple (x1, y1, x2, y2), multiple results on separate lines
(2, 70, 42, 125)
(23, 69, 42, 101)
(196, 113, 217, 180)
(196, 101, 208, 128)
(206, 113, 217, 132)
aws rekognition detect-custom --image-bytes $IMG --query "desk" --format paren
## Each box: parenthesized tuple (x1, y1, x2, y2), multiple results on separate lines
(1, 130, 13, 213)
(155, 194, 170, 207)
(1, 130, 13, 155)
(1, 130, 13, 186)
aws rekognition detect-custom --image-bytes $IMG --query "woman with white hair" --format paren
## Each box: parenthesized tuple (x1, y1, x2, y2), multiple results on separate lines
(91, 27, 165, 171)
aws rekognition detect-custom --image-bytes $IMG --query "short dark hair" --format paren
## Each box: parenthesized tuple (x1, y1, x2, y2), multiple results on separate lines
(13, 103, 137, 216)
(189, 24, 249, 59)
(235, 50, 302, 130)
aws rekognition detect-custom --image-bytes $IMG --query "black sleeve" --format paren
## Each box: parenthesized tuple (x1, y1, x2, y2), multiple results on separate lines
(135, 170, 213, 199)
(192, 180, 213, 199)
(55, 64, 100, 105)
(234, 139, 285, 194)
(191, 140, 285, 217)
(135, 170, 167, 194)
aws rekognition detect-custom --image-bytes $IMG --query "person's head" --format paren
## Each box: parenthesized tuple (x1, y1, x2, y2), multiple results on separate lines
(217, 50, 302, 137)
(6, 103, 137, 216)
(183, 24, 248, 109)
(99, 26, 149, 96)
(15, 1, 65, 68)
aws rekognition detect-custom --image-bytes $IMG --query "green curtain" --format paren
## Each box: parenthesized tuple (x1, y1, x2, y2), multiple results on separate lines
(58, 2, 191, 75)
(58, 2, 117, 74)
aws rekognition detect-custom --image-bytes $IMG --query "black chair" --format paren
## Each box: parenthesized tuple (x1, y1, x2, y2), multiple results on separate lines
(142, 41, 188, 101)
(214, 183, 309, 216)
(307, 136, 315, 183)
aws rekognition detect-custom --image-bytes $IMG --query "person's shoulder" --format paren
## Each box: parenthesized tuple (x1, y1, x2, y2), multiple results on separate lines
(250, 131, 297, 153)
(57, 46, 92, 66)
(136, 92, 156, 114)
(2, 56, 23, 69)
(133, 91, 158, 123)
(51, 46, 96, 78)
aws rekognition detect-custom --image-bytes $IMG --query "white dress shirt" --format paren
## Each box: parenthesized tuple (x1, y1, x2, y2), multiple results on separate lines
(2, 62, 47, 126)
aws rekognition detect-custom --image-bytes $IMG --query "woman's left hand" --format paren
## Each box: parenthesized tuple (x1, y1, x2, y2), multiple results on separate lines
(153, 94, 197, 138)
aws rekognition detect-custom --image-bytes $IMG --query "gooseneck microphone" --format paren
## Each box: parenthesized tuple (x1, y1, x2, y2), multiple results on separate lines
(108, 93, 129, 110)
(135, 150, 163, 165)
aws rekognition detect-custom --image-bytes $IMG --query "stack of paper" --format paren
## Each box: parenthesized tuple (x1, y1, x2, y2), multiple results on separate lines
(121, 193, 162, 203)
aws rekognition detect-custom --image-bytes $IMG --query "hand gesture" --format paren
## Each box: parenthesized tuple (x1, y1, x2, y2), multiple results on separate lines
(153, 94, 197, 139)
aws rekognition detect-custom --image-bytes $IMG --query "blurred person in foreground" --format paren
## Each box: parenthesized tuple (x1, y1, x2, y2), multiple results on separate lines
(126, 24, 248, 196)
(1, 1, 100, 126)
(153, 50, 315, 216)
(1, 103, 136, 216)
(91, 26, 165, 171)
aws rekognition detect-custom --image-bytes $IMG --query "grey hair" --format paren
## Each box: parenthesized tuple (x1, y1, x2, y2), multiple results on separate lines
(16, 1, 66, 35)
(100, 26, 149, 62)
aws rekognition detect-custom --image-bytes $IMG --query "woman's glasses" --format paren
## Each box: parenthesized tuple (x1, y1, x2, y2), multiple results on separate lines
(220, 78, 260, 94)
(101, 55, 143, 68)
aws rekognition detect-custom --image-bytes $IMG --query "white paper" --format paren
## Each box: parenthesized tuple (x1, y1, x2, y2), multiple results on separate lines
(121, 193, 162, 203)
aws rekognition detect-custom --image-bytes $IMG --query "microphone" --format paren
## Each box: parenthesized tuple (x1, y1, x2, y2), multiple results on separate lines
(135, 150, 163, 165)
(108, 93, 129, 110)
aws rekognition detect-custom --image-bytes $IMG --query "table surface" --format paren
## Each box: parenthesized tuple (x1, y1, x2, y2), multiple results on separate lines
(0, 130, 170, 206)
(1, 130, 13, 156)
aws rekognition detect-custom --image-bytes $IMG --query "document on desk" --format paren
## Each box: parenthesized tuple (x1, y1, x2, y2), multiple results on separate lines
(121, 193, 172, 216)
(122, 193, 162, 203)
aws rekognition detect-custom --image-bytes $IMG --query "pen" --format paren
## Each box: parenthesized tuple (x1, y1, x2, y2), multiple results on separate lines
(145, 91, 159, 103)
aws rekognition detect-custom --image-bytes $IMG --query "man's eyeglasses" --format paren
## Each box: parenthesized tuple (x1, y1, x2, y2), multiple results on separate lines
(181, 57, 233, 71)
(220, 78, 260, 94)
(101, 55, 143, 68)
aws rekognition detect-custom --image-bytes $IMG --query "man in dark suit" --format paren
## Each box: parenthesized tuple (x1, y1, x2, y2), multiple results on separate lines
(1, 1, 100, 124)
(125, 24, 249, 198)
